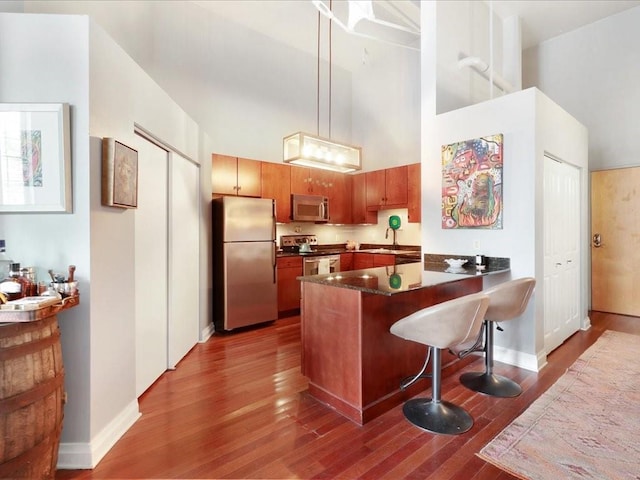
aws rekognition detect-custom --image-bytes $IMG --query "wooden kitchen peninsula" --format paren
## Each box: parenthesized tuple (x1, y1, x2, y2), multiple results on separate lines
(299, 263, 486, 425)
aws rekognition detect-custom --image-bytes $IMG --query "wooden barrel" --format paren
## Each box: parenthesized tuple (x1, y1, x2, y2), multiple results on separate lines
(0, 314, 65, 480)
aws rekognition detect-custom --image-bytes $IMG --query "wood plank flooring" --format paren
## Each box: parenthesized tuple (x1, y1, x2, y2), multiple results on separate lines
(56, 311, 638, 479)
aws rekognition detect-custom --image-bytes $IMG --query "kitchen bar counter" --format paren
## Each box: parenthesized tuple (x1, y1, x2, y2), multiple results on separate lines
(299, 264, 490, 425)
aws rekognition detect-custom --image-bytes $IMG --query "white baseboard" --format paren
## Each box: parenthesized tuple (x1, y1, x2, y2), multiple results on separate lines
(200, 322, 214, 342)
(494, 345, 543, 372)
(57, 400, 141, 470)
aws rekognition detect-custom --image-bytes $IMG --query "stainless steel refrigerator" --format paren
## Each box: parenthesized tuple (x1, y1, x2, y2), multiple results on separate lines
(212, 196, 278, 331)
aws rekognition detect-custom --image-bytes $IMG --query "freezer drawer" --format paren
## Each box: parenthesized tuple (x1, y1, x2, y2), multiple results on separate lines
(220, 241, 277, 330)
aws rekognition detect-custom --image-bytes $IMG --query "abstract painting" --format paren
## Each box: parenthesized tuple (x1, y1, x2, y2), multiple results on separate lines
(441, 133, 503, 229)
(0, 103, 71, 213)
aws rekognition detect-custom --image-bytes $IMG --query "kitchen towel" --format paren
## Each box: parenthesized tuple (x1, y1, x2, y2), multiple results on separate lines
(318, 258, 330, 275)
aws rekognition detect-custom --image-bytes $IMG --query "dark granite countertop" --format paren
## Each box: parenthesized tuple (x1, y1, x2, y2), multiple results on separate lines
(423, 253, 510, 276)
(298, 262, 481, 296)
(277, 244, 421, 259)
(297, 254, 510, 296)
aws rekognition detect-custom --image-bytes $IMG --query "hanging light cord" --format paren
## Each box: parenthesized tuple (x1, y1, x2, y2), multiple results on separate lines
(329, 0, 332, 139)
(316, 1, 334, 139)
(316, 10, 320, 137)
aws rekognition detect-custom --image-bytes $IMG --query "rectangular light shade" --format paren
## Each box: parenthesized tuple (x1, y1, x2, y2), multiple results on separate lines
(283, 131, 362, 173)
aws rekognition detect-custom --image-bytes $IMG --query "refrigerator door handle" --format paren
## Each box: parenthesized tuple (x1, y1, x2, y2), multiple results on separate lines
(272, 244, 277, 284)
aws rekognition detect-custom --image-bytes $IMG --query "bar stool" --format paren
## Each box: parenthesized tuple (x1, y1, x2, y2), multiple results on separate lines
(390, 292, 490, 435)
(459, 277, 536, 398)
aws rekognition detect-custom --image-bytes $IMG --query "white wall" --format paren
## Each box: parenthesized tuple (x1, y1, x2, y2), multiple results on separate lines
(421, 87, 588, 368)
(0, 12, 213, 468)
(523, 6, 640, 171)
(12, 0, 420, 174)
(0, 11, 92, 446)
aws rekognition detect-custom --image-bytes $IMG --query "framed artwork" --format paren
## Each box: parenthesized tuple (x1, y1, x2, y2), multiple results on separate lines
(441, 133, 503, 229)
(0, 103, 72, 213)
(102, 138, 138, 209)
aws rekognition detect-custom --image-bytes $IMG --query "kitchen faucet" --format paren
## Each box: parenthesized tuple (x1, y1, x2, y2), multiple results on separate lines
(385, 227, 398, 247)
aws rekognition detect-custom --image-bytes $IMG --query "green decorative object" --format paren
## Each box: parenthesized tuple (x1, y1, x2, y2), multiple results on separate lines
(389, 273, 402, 289)
(388, 215, 401, 230)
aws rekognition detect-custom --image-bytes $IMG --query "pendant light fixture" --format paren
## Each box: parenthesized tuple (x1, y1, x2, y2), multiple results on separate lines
(283, 1, 362, 173)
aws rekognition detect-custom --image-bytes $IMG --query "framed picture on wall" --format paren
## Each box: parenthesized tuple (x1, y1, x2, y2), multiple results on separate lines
(0, 103, 72, 213)
(102, 138, 138, 209)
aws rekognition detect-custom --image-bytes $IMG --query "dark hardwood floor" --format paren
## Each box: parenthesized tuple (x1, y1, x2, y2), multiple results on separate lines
(56, 311, 638, 479)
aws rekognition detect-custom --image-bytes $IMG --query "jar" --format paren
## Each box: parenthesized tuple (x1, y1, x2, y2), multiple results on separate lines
(0, 263, 26, 300)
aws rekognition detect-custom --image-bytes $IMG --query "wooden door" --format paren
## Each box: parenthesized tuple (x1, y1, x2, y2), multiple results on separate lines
(591, 167, 640, 315)
(277, 256, 302, 314)
(236, 157, 261, 197)
(290, 166, 312, 194)
(212, 153, 238, 196)
(365, 170, 385, 210)
(407, 163, 421, 223)
(352, 173, 376, 224)
(543, 157, 581, 353)
(261, 162, 291, 223)
(384, 165, 408, 207)
(353, 253, 374, 270)
(328, 172, 352, 224)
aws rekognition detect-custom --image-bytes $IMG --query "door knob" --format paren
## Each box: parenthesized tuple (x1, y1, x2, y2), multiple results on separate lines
(593, 233, 602, 248)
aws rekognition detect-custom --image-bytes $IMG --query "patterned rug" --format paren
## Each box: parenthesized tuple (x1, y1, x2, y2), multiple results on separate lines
(478, 330, 640, 480)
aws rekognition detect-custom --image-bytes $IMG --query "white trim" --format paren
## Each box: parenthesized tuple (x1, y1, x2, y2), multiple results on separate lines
(494, 345, 543, 372)
(200, 322, 215, 342)
(57, 400, 141, 469)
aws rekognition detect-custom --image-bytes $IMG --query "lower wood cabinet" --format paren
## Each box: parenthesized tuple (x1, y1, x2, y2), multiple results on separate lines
(277, 256, 303, 315)
(353, 253, 397, 270)
(340, 252, 353, 271)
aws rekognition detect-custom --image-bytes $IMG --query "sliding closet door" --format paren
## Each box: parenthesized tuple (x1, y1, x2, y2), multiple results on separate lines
(168, 152, 200, 368)
(134, 136, 169, 397)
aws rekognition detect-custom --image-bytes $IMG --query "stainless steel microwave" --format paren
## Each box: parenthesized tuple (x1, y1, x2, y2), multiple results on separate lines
(291, 194, 329, 222)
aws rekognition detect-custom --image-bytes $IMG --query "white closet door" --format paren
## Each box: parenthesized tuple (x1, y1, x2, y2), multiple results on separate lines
(168, 153, 200, 368)
(543, 156, 581, 353)
(134, 136, 169, 397)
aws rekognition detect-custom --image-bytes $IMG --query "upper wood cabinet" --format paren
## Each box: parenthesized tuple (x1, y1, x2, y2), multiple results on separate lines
(290, 167, 334, 197)
(261, 162, 291, 223)
(328, 172, 352, 224)
(291, 167, 352, 224)
(366, 166, 408, 210)
(407, 163, 421, 223)
(212, 154, 261, 197)
(352, 173, 377, 224)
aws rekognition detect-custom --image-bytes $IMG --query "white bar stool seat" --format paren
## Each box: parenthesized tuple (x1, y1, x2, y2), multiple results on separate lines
(390, 292, 490, 435)
(460, 277, 536, 397)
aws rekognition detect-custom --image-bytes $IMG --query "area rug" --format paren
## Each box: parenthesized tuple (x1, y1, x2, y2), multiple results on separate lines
(478, 330, 640, 479)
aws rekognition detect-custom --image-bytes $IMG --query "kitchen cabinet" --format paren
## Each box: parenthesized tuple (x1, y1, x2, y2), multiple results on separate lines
(261, 162, 291, 223)
(212, 154, 261, 197)
(291, 167, 333, 196)
(373, 254, 396, 267)
(340, 252, 353, 271)
(366, 166, 408, 211)
(351, 173, 377, 224)
(291, 167, 352, 224)
(329, 172, 352, 224)
(353, 252, 398, 270)
(277, 256, 303, 315)
(407, 163, 421, 223)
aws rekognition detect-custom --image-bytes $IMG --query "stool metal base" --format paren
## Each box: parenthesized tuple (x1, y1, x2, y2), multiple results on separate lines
(459, 371, 522, 398)
(403, 398, 474, 435)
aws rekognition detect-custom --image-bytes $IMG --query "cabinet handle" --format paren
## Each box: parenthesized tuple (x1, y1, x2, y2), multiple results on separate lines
(237, 185, 241, 191)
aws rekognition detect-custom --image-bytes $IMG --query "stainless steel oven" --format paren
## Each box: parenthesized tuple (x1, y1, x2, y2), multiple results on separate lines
(303, 255, 341, 276)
